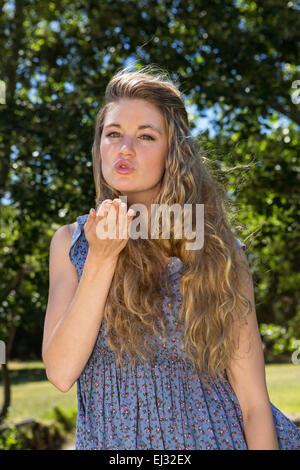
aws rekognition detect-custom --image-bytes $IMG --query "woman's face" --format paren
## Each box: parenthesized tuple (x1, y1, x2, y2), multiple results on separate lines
(100, 98, 168, 207)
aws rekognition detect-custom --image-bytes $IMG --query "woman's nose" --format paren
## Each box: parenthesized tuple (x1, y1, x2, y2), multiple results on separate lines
(119, 139, 135, 155)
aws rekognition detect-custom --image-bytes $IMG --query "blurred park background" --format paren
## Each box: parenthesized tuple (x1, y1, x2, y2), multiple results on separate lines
(0, 0, 299, 450)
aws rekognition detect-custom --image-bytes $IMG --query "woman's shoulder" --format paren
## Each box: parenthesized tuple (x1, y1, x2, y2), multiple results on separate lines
(68, 221, 77, 239)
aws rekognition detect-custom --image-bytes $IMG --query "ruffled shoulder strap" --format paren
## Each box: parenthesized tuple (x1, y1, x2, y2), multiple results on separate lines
(69, 214, 89, 270)
(235, 237, 246, 251)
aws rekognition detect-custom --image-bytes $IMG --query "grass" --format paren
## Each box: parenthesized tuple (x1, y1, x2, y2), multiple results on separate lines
(0, 361, 77, 424)
(265, 363, 300, 415)
(0, 361, 299, 426)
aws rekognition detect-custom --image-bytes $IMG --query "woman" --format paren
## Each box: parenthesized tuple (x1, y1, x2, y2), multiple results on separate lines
(42, 65, 300, 450)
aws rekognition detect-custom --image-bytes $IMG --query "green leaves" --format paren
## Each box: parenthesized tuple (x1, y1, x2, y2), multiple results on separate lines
(0, 0, 299, 362)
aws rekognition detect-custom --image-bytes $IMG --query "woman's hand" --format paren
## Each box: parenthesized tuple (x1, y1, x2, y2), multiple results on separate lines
(83, 199, 135, 262)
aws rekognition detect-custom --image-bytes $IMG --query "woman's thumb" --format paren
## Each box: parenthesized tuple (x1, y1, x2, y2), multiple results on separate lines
(84, 208, 95, 231)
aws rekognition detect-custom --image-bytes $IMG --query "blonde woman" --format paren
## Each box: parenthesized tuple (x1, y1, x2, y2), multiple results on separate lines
(42, 66, 300, 450)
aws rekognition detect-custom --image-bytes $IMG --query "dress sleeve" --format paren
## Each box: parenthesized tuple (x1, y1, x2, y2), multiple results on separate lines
(69, 214, 89, 267)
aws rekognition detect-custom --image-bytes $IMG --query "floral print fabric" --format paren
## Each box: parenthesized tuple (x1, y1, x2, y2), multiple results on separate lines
(69, 214, 300, 450)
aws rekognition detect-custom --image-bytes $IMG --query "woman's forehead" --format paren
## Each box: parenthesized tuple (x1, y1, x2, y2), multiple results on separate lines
(106, 98, 162, 117)
(104, 99, 166, 131)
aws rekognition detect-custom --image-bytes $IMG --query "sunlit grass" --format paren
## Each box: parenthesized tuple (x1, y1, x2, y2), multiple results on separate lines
(265, 363, 300, 415)
(0, 361, 77, 424)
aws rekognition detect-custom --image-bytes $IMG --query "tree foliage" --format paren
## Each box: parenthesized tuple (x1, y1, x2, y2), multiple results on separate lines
(0, 0, 299, 419)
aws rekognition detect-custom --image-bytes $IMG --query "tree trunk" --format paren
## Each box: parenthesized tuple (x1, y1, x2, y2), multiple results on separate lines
(0, 324, 16, 423)
(0, 363, 11, 423)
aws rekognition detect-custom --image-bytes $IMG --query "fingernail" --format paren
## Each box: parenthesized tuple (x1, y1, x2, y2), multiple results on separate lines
(128, 208, 135, 216)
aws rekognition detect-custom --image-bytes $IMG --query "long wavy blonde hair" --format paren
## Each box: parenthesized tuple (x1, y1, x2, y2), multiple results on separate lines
(91, 64, 252, 381)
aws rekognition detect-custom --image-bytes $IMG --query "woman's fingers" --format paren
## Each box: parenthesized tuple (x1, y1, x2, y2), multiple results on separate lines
(95, 199, 120, 238)
(96, 199, 112, 218)
(83, 207, 96, 233)
(92, 198, 136, 240)
(116, 201, 129, 239)
(106, 201, 120, 237)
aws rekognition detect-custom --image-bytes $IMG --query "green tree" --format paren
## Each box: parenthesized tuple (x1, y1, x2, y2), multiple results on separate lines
(0, 0, 299, 421)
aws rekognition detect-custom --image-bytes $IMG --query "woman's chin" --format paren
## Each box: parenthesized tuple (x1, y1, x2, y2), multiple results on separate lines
(112, 182, 137, 192)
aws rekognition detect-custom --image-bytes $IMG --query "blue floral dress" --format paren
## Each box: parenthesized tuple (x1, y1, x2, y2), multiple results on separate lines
(69, 214, 300, 450)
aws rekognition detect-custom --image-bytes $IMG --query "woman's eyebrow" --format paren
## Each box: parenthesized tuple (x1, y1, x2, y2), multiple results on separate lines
(104, 123, 162, 135)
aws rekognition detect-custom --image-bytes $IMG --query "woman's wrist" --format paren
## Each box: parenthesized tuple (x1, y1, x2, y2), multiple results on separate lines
(83, 249, 118, 279)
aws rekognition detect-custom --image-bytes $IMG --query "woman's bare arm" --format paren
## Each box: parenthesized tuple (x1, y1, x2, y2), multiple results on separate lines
(42, 223, 118, 392)
(226, 248, 279, 449)
(42, 199, 134, 392)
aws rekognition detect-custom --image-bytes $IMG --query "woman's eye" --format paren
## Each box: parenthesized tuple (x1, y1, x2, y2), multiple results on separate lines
(106, 132, 120, 138)
(106, 132, 154, 141)
(141, 134, 154, 140)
